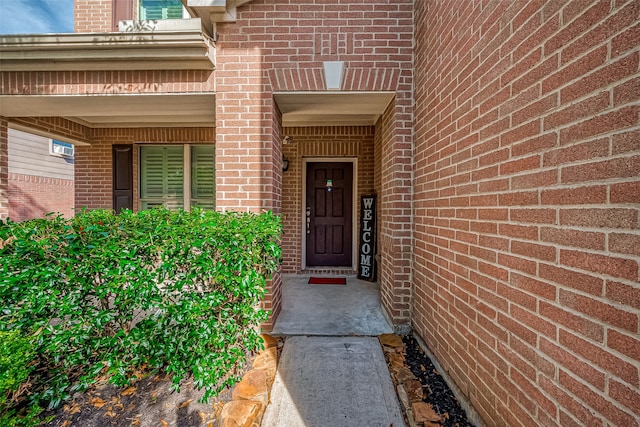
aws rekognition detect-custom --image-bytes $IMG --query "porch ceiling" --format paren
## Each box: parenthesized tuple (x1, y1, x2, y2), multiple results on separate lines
(0, 94, 216, 128)
(274, 92, 395, 127)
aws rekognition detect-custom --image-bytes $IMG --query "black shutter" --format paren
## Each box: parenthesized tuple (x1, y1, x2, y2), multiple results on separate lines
(112, 145, 133, 213)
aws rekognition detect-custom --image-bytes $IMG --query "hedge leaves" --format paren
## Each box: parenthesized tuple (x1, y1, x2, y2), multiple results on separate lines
(0, 208, 281, 412)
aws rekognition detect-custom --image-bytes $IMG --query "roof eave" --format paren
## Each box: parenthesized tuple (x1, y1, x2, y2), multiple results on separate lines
(0, 30, 215, 71)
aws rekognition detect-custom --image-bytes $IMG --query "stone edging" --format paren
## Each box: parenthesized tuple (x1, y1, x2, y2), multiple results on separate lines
(379, 333, 442, 427)
(218, 334, 282, 427)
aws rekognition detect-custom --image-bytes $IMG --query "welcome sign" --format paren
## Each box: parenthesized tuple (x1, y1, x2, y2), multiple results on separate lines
(358, 195, 376, 281)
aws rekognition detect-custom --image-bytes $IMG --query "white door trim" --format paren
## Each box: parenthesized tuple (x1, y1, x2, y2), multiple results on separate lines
(301, 157, 358, 270)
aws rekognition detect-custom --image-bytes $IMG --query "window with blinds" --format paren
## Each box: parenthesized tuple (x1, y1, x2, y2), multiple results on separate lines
(139, 0, 184, 20)
(190, 145, 216, 210)
(140, 145, 215, 210)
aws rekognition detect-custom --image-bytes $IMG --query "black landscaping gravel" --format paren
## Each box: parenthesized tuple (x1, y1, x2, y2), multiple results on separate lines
(402, 334, 475, 427)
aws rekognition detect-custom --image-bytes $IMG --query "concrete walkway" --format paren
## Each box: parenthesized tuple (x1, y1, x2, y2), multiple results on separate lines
(262, 336, 405, 427)
(270, 275, 393, 336)
(263, 276, 404, 426)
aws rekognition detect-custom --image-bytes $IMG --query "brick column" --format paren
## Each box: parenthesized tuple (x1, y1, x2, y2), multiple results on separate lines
(215, 48, 276, 212)
(215, 46, 283, 330)
(0, 118, 8, 221)
(375, 98, 414, 332)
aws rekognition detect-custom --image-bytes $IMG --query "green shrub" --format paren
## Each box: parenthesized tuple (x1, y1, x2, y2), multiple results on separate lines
(0, 208, 281, 409)
(0, 331, 42, 427)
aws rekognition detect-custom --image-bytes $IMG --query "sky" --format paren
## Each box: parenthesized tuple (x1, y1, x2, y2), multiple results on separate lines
(0, 0, 74, 35)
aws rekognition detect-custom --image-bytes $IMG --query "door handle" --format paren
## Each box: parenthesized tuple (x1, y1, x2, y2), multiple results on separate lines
(306, 207, 311, 234)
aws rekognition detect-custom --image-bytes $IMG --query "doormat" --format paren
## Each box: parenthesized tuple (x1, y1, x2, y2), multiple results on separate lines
(308, 277, 347, 285)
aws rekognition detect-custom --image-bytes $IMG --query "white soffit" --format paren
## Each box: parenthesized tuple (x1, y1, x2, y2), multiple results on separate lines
(274, 92, 395, 127)
(0, 94, 216, 128)
(185, 0, 255, 35)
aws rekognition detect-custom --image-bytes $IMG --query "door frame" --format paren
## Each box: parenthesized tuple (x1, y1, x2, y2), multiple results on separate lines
(301, 157, 358, 270)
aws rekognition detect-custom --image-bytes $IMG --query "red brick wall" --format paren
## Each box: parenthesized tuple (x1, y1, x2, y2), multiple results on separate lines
(215, 0, 413, 326)
(214, 45, 273, 212)
(262, 101, 284, 332)
(214, 0, 413, 207)
(0, 70, 215, 96)
(413, 2, 640, 426)
(270, 102, 284, 216)
(8, 173, 74, 221)
(0, 118, 7, 220)
(280, 126, 375, 274)
(75, 0, 113, 33)
(375, 99, 413, 327)
(76, 127, 215, 211)
(8, 118, 90, 143)
(1, 117, 82, 222)
(0, 126, 219, 237)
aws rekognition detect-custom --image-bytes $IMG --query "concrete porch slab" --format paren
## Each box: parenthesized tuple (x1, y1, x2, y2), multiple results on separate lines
(270, 275, 393, 336)
(261, 336, 405, 427)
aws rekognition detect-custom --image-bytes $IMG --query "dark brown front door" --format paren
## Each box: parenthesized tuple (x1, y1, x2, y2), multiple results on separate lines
(306, 162, 353, 267)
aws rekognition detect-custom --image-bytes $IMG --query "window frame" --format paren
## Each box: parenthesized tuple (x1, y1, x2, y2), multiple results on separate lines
(138, 144, 215, 211)
(138, 0, 187, 20)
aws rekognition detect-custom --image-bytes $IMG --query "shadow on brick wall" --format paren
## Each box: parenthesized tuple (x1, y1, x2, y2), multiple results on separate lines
(8, 182, 71, 222)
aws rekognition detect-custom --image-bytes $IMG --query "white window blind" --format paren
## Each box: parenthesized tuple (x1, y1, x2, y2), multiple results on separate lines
(190, 145, 216, 209)
(140, 145, 215, 211)
(140, 146, 184, 210)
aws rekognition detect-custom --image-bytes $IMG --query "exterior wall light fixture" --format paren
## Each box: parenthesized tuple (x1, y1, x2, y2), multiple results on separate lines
(323, 61, 344, 90)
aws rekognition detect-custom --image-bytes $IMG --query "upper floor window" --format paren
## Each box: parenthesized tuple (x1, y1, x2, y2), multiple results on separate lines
(139, 0, 185, 20)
